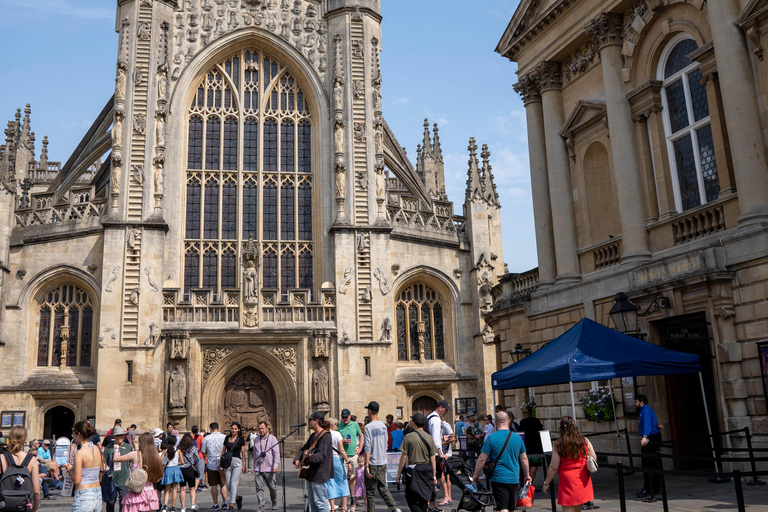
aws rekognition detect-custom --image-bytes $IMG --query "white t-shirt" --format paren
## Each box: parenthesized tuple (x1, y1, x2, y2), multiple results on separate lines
(164, 450, 180, 467)
(483, 423, 496, 438)
(330, 430, 344, 459)
(440, 421, 453, 457)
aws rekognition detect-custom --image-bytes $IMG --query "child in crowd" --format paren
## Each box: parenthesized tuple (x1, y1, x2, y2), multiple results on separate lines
(351, 456, 366, 512)
(160, 435, 185, 512)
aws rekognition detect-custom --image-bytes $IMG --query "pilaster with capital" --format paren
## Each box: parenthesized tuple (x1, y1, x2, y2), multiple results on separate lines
(514, 74, 555, 286)
(532, 61, 580, 283)
(586, 12, 651, 263)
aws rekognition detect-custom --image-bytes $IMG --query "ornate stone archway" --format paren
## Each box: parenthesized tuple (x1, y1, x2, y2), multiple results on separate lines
(201, 346, 297, 436)
(222, 367, 276, 432)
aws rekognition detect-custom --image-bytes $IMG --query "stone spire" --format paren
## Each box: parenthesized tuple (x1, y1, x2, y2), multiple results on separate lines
(38, 136, 49, 171)
(465, 137, 483, 202)
(416, 118, 447, 200)
(432, 123, 443, 164)
(421, 118, 432, 154)
(480, 144, 500, 207)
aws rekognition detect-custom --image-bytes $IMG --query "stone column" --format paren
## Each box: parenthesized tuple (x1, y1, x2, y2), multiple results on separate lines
(535, 62, 580, 284)
(708, 0, 768, 224)
(514, 75, 556, 286)
(587, 13, 650, 263)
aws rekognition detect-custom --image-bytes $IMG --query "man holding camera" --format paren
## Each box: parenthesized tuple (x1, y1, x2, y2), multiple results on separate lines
(253, 421, 280, 512)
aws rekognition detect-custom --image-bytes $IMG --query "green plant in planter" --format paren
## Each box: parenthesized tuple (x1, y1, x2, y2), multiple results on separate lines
(579, 388, 615, 423)
(521, 396, 537, 418)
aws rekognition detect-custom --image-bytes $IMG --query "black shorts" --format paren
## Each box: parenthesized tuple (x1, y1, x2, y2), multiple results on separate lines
(180, 466, 196, 488)
(435, 459, 444, 480)
(490, 481, 518, 511)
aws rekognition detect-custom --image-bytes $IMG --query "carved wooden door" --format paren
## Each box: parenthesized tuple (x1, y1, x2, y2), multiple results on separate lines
(221, 367, 276, 433)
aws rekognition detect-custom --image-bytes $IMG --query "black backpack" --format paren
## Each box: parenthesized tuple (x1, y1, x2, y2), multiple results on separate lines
(0, 451, 35, 511)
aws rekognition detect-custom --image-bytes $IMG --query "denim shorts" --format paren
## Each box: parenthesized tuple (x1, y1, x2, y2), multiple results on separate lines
(72, 487, 102, 512)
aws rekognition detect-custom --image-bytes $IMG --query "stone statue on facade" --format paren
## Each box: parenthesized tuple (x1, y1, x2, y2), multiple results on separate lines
(313, 359, 329, 405)
(380, 316, 392, 342)
(169, 365, 187, 410)
(338, 268, 353, 294)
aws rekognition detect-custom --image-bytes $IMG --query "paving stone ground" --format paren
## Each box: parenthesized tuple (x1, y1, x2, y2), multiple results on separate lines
(38, 460, 768, 512)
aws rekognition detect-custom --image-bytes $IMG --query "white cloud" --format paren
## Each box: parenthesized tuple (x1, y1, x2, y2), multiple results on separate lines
(390, 96, 411, 104)
(1, 0, 113, 19)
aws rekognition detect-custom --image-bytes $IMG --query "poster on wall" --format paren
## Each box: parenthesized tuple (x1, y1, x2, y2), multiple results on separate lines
(1, 412, 12, 429)
(455, 398, 467, 414)
(466, 397, 476, 414)
(621, 377, 637, 415)
(759, 342, 768, 403)
(12, 411, 25, 426)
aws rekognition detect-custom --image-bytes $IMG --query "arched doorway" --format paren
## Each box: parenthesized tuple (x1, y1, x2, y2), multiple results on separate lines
(44, 406, 74, 440)
(221, 367, 276, 433)
(412, 395, 438, 417)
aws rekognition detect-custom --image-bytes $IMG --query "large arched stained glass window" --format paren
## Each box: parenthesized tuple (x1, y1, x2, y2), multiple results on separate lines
(396, 283, 445, 362)
(659, 36, 720, 212)
(184, 50, 314, 301)
(37, 283, 94, 367)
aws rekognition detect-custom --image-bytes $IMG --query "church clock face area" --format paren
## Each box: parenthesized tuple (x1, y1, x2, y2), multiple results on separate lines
(0, 0, 507, 438)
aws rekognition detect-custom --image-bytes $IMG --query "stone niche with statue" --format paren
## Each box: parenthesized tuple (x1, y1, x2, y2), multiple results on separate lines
(165, 330, 190, 426)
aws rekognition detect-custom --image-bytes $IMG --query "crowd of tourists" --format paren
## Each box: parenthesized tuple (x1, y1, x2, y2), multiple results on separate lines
(0, 395, 665, 512)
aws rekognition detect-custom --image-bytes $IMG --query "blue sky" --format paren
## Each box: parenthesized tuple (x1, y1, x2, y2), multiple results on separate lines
(0, 0, 535, 273)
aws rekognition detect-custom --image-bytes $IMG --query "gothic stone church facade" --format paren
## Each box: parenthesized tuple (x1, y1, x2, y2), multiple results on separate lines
(0, 0, 507, 440)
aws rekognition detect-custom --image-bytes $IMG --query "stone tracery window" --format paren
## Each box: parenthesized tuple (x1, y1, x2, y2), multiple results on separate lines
(396, 283, 445, 362)
(184, 49, 313, 301)
(36, 283, 94, 367)
(659, 36, 720, 212)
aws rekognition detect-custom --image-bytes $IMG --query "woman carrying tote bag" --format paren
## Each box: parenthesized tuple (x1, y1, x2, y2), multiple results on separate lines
(114, 433, 164, 512)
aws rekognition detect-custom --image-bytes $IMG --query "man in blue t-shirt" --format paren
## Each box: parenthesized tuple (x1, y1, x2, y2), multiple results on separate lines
(472, 412, 530, 512)
(635, 394, 662, 500)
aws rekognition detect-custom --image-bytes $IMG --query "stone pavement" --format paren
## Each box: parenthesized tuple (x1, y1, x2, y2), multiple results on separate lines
(37, 461, 768, 512)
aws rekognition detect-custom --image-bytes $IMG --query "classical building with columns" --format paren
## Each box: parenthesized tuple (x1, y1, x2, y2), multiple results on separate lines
(0, 0, 507, 442)
(490, 0, 768, 459)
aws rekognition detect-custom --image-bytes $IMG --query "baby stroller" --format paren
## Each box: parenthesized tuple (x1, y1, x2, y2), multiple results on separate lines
(444, 457, 494, 512)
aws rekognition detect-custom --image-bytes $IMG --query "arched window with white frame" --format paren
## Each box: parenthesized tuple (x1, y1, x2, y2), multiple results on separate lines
(659, 35, 720, 212)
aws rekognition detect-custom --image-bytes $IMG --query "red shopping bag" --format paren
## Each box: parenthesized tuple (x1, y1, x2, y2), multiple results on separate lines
(516, 482, 535, 509)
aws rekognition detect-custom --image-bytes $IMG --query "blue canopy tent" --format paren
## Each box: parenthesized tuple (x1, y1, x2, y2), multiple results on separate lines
(491, 318, 715, 459)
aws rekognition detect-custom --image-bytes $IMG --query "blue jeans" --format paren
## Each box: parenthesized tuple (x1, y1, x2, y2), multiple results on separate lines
(72, 487, 102, 512)
(307, 481, 330, 512)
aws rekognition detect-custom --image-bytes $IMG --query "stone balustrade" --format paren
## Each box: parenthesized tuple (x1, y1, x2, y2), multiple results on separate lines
(593, 239, 622, 270)
(673, 204, 726, 245)
(492, 267, 539, 310)
(15, 199, 105, 227)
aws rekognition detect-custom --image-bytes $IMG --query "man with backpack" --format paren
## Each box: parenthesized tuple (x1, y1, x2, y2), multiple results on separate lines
(395, 413, 437, 512)
(0, 426, 40, 512)
(103, 428, 134, 512)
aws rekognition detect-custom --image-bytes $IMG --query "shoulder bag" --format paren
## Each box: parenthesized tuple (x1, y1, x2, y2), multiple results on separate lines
(585, 440, 598, 473)
(125, 453, 148, 494)
(483, 429, 513, 480)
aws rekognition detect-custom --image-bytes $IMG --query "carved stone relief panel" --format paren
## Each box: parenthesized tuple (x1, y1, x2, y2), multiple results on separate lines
(222, 367, 276, 431)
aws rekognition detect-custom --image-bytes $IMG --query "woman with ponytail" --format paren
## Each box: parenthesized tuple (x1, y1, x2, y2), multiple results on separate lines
(160, 435, 185, 511)
(65, 420, 104, 512)
(114, 432, 163, 512)
(0, 426, 40, 512)
(542, 416, 596, 512)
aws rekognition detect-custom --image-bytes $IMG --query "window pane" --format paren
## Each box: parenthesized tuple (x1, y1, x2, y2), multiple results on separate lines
(264, 119, 277, 172)
(298, 121, 311, 173)
(281, 120, 295, 173)
(263, 181, 277, 239)
(688, 69, 709, 122)
(244, 119, 258, 171)
(281, 181, 295, 240)
(242, 180, 258, 240)
(37, 307, 51, 366)
(673, 134, 701, 211)
(409, 305, 419, 361)
(80, 307, 93, 367)
(221, 248, 237, 289)
(203, 248, 218, 289)
(67, 308, 79, 366)
(222, 180, 237, 239)
(52, 306, 64, 367)
(263, 251, 277, 288)
(223, 118, 238, 170)
(184, 251, 199, 298)
(185, 179, 201, 239)
(434, 303, 444, 360)
(298, 182, 312, 240)
(665, 79, 689, 133)
(397, 305, 407, 361)
(281, 251, 295, 297)
(697, 124, 720, 202)
(422, 303, 432, 360)
(188, 116, 203, 169)
(299, 250, 313, 289)
(204, 180, 219, 239)
(205, 117, 221, 170)
(664, 39, 698, 79)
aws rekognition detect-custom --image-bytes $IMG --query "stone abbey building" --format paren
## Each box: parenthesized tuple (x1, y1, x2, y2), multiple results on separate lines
(490, 0, 768, 460)
(0, 0, 507, 441)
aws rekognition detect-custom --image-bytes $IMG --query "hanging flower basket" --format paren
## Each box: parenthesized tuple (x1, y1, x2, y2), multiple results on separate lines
(579, 389, 615, 423)
(521, 396, 537, 418)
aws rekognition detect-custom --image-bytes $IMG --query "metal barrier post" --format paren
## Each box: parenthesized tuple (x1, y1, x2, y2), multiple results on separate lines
(745, 426, 766, 486)
(617, 462, 627, 512)
(658, 452, 668, 512)
(733, 469, 746, 512)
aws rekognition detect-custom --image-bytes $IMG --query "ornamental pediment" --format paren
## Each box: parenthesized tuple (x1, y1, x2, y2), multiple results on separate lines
(560, 100, 607, 138)
(735, 0, 768, 27)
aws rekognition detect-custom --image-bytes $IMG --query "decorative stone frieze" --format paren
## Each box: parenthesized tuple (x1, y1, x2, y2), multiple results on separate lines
(585, 12, 624, 51)
(202, 345, 296, 383)
(562, 42, 597, 84)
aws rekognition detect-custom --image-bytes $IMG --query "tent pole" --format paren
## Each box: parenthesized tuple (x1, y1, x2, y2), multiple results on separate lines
(569, 381, 577, 419)
(699, 372, 723, 480)
(609, 381, 621, 456)
(493, 389, 498, 418)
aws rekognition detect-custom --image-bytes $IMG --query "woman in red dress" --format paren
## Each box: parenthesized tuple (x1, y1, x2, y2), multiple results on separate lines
(542, 416, 596, 511)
